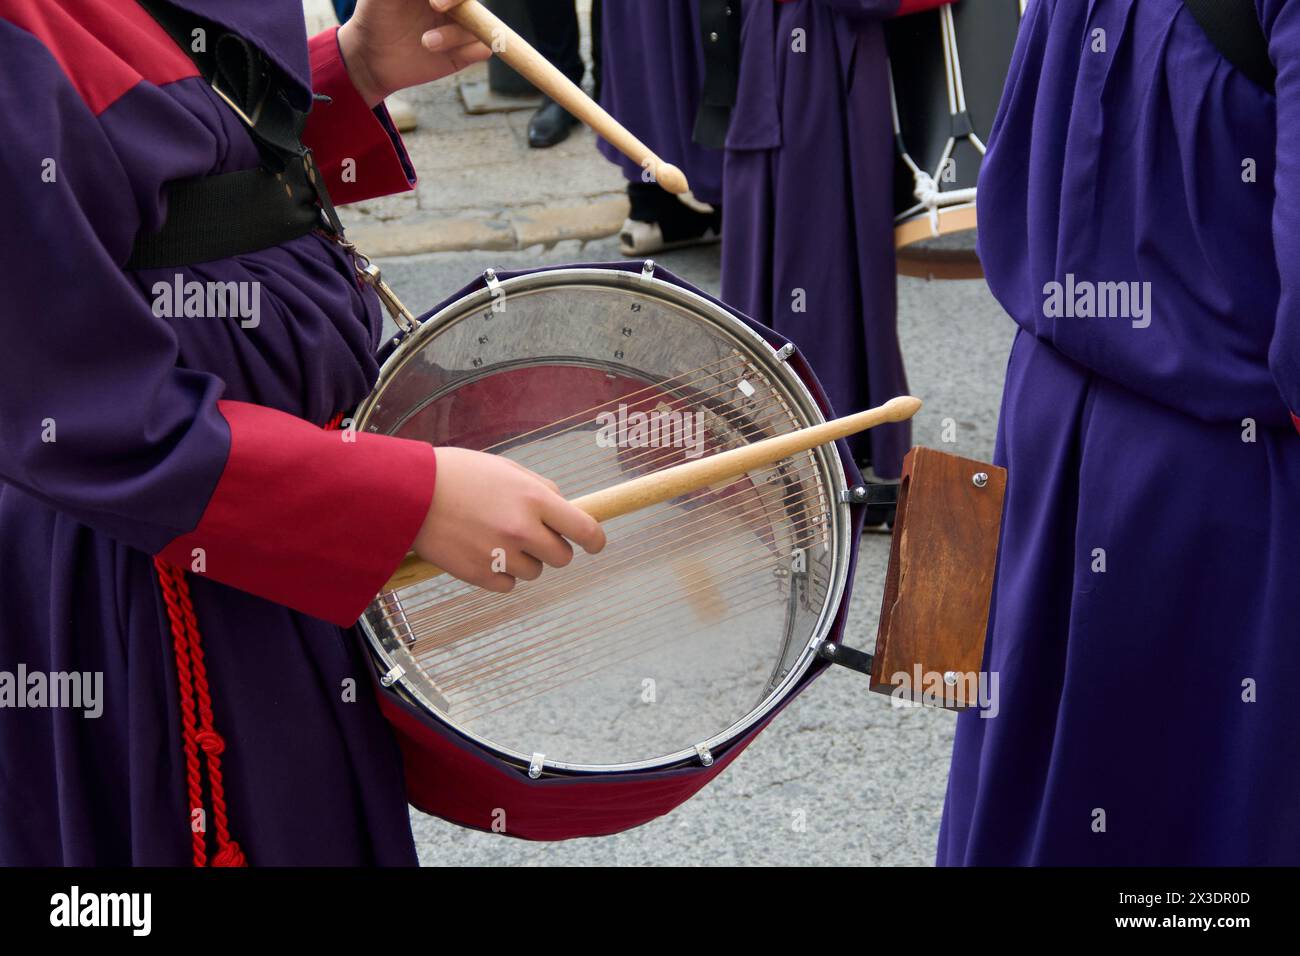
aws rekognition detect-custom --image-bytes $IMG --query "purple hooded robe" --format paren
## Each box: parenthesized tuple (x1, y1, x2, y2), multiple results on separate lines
(939, 0, 1300, 865)
(720, 0, 913, 475)
(0, 0, 437, 865)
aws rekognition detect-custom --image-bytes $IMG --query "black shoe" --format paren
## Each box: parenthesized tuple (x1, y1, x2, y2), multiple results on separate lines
(619, 182, 722, 255)
(528, 98, 579, 148)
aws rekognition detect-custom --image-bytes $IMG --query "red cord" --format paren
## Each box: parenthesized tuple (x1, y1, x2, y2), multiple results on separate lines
(154, 413, 343, 865)
(155, 556, 246, 867)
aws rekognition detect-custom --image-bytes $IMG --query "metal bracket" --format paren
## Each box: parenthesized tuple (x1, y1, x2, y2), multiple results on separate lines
(694, 743, 715, 767)
(816, 640, 874, 677)
(774, 343, 795, 362)
(379, 663, 406, 688)
(641, 259, 656, 281)
(839, 483, 899, 507)
(528, 752, 545, 779)
(359, 263, 418, 334)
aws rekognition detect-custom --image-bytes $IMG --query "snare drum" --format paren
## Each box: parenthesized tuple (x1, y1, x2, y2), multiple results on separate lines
(355, 261, 867, 840)
(887, 0, 1025, 278)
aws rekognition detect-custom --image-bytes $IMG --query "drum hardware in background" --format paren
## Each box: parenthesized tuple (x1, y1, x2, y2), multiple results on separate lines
(887, 0, 1024, 279)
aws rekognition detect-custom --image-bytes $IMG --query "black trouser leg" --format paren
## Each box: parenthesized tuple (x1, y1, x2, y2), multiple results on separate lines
(523, 0, 585, 85)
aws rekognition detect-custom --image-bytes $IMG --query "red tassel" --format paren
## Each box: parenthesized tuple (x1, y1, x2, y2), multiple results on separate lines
(155, 411, 346, 865)
(155, 557, 247, 867)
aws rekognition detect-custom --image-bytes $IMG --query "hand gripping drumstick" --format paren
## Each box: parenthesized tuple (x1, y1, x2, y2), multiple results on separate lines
(443, 0, 691, 195)
(384, 395, 922, 592)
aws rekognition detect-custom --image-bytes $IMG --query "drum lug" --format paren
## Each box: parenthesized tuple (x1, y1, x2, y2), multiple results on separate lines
(483, 267, 501, 293)
(817, 640, 874, 677)
(379, 663, 406, 687)
(693, 743, 714, 767)
(773, 343, 795, 362)
(640, 258, 655, 281)
(528, 752, 545, 779)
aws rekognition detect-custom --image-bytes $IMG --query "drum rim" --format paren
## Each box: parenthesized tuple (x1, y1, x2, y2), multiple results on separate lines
(353, 266, 854, 775)
(893, 202, 979, 249)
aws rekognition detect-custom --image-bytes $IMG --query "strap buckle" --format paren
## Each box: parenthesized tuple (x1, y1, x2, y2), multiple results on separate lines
(209, 77, 266, 129)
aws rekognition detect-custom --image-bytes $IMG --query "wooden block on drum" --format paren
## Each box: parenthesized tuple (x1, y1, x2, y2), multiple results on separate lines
(869, 447, 1006, 710)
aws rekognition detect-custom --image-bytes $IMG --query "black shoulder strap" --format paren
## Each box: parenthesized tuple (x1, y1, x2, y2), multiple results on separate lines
(1183, 0, 1276, 93)
(126, 0, 342, 270)
(135, 0, 307, 170)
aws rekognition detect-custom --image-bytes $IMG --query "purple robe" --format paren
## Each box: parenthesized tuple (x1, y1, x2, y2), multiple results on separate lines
(939, 0, 1300, 864)
(721, 0, 910, 475)
(0, 0, 434, 865)
(597, 0, 724, 207)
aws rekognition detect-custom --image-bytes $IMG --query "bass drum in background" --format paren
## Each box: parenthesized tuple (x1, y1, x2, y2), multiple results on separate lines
(886, 0, 1025, 279)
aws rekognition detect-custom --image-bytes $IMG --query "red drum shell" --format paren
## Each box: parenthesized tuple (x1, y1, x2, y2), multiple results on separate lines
(377, 666, 814, 840)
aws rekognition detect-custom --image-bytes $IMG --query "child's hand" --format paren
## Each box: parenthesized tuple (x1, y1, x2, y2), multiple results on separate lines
(412, 447, 606, 592)
(338, 0, 490, 108)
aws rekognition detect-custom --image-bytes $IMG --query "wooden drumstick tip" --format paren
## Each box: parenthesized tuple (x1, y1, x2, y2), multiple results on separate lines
(882, 395, 923, 421)
(655, 163, 689, 195)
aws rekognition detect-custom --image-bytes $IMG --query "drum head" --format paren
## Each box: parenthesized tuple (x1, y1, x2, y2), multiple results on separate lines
(356, 268, 852, 773)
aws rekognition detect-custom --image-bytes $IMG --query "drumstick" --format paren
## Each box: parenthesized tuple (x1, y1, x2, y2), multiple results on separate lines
(443, 0, 690, 195)
(384, 395, 922, 592)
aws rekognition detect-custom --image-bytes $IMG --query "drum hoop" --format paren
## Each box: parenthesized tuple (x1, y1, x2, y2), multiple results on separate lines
(894, 202, 978, 249)
(353, 266, 854, 775)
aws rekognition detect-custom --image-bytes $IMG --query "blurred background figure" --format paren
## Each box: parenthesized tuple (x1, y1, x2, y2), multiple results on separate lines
(722, 0, 951, 516)
(597, 0, 730, 255)
(524, 0, 600, 146)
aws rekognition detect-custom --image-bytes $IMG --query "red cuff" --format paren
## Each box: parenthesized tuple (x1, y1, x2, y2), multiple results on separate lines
(159, 400, 436, 626)
(303, 27, 417, 205)
(1292, 412, 1300, 435)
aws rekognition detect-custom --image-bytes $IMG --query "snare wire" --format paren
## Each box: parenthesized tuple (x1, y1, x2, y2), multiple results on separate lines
(433, 512, 828, 711)
(391, 388, 814, 622)
(404, 477, 820, 654)
(377, 350, 837, 719)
